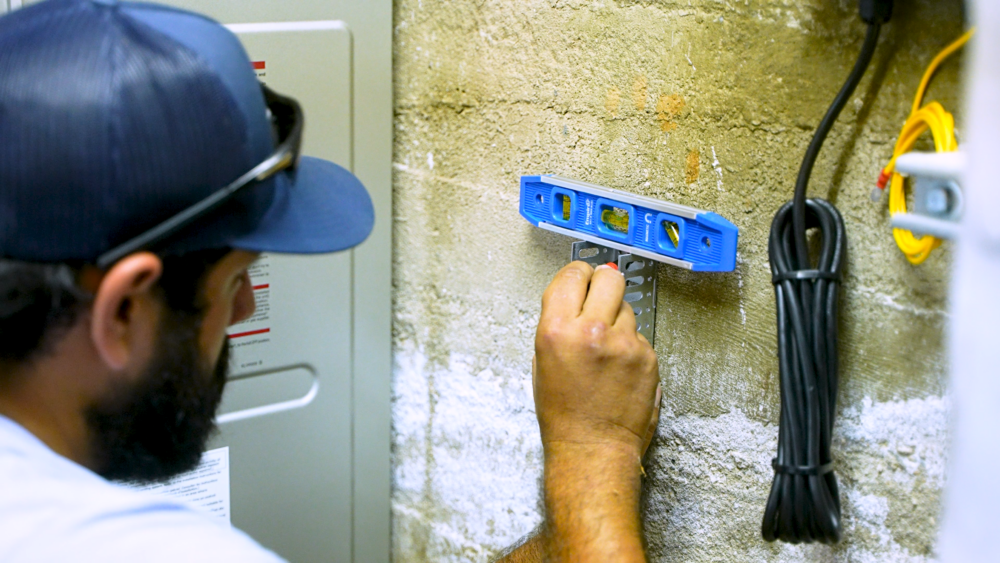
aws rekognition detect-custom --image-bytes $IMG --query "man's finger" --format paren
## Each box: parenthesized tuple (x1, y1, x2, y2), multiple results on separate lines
(540, 261, 594, 322)
(581, 264, 626, 325)
(636, 331, 652, 348)
(615, 300, 637, 334)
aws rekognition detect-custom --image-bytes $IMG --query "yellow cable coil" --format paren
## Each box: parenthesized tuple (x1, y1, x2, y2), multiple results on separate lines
(880, 29, 973, 265)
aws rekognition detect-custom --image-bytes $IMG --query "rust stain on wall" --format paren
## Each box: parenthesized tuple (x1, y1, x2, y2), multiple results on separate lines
(633, 75, 648, 111)
(605, 87, 621, 116)
(656, 94, 685, 132)
(685, 149, 701, 184)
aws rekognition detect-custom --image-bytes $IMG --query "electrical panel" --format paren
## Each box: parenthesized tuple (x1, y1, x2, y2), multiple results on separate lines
(187, 5, 391, 562)
(196, 6, 391, 562)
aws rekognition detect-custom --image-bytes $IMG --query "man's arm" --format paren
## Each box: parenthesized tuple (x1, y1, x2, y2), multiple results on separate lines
(498, 262, 660, 562)
(493, 529, 545, 563)
(496, 414, 660, 562)
(543, 441, 645, 560)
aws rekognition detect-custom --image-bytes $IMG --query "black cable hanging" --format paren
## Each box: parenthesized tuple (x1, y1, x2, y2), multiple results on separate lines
(761, 22, 881, 544)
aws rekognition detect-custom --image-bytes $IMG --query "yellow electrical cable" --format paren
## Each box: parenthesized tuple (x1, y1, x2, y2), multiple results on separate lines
(878, 29, 973, 265)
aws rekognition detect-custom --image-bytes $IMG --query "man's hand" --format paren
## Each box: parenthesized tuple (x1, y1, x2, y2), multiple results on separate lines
(533, 261, 660, 562)
(534, 261, 660, 456)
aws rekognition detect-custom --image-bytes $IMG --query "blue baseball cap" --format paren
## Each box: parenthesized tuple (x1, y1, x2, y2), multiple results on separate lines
(0, 0, 374, 264)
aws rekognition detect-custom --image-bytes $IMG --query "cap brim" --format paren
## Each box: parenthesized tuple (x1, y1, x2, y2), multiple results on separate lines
(230, 156, 374, 254)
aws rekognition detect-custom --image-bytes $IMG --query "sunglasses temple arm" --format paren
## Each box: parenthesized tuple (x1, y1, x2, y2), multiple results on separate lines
(95, 151, 289, 269)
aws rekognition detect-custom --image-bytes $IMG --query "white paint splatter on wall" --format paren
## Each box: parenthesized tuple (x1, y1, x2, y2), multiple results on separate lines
(393, 341, 948, 562)
(712, 146, 724, 191)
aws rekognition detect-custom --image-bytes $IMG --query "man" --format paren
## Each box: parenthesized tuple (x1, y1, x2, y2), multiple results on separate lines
(0, 1, 660, 561)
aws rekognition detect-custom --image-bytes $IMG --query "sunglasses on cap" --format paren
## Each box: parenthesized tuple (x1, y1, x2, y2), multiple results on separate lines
(95, 84, 304, 269)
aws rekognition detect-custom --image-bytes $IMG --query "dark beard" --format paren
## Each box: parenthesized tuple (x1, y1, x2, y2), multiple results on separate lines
(85, 308, 229, 483)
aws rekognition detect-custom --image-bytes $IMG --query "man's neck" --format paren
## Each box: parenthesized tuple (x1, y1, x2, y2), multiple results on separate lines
(0, 388, 89, 463)
(0, 326, 104, 470)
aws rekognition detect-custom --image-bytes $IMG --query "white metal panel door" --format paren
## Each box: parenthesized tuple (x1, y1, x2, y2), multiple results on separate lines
(152, 0, 392, 563)
(215, 25, 356, 563)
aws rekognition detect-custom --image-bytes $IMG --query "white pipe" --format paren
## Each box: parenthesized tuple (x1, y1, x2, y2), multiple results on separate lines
(939, 2, 1000, 560)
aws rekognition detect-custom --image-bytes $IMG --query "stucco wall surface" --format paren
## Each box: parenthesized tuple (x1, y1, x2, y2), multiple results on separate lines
(390, 0, 966, 561)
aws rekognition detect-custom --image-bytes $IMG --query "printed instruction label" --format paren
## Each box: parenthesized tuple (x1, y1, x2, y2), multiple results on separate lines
(253, 60, 266, 83)
(126, 447, 232, 528)
(228, 254, 273, 370)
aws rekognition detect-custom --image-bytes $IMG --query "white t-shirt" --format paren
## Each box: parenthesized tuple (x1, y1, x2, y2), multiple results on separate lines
(0, 415, 285, 562)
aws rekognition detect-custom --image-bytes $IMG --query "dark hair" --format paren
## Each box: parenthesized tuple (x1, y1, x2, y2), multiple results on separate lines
(0, 248, 231, 364)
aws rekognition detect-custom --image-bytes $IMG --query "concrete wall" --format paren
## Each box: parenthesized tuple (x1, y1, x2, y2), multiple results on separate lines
(390, 0, 965, 560)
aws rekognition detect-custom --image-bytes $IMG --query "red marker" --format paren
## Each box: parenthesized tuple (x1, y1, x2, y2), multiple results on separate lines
(605, 262, 618, 270)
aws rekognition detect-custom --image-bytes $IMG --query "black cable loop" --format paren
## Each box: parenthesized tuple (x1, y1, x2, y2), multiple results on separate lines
(762, 22, 879, 545)
(763, 199, 846, 544)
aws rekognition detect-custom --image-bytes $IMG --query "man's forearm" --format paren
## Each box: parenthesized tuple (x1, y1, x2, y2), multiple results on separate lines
(493, 533, 545, 563)
(543, 442, 646, 562)
(525, 262, 659, 561)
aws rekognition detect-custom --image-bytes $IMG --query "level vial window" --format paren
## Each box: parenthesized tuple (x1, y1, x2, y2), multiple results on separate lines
(560, 194, 571, 221)
(601, 207, 630, 234)
(663, 220, 680, 249)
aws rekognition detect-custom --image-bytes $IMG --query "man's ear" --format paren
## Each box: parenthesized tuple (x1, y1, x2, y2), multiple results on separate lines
(89, 252, 163, 371)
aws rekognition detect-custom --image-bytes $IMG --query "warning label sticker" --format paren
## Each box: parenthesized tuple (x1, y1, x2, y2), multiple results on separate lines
(228, 254, 273, 371)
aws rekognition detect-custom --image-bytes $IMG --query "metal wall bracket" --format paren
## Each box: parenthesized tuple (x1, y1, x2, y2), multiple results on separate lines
(571, 240, 657, 345)
(890, 151, 966, 240)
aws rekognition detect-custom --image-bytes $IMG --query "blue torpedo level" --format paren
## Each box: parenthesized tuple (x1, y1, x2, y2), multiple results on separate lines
(520, 175, 738, 272)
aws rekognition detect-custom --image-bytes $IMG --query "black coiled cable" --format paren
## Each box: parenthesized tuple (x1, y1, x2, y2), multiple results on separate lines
(761, 23, 881, 544)
(763, 199, 846, 543)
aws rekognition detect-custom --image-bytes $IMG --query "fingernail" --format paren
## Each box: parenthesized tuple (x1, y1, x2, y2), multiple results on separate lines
(595, 263, 620, 273)
(655, 384, 662, 405)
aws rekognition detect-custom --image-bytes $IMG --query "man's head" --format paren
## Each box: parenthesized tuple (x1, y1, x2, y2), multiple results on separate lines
(0, 248, 256, 481)
(84, 249, 258, 482)
(0, 0, 373, 482)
